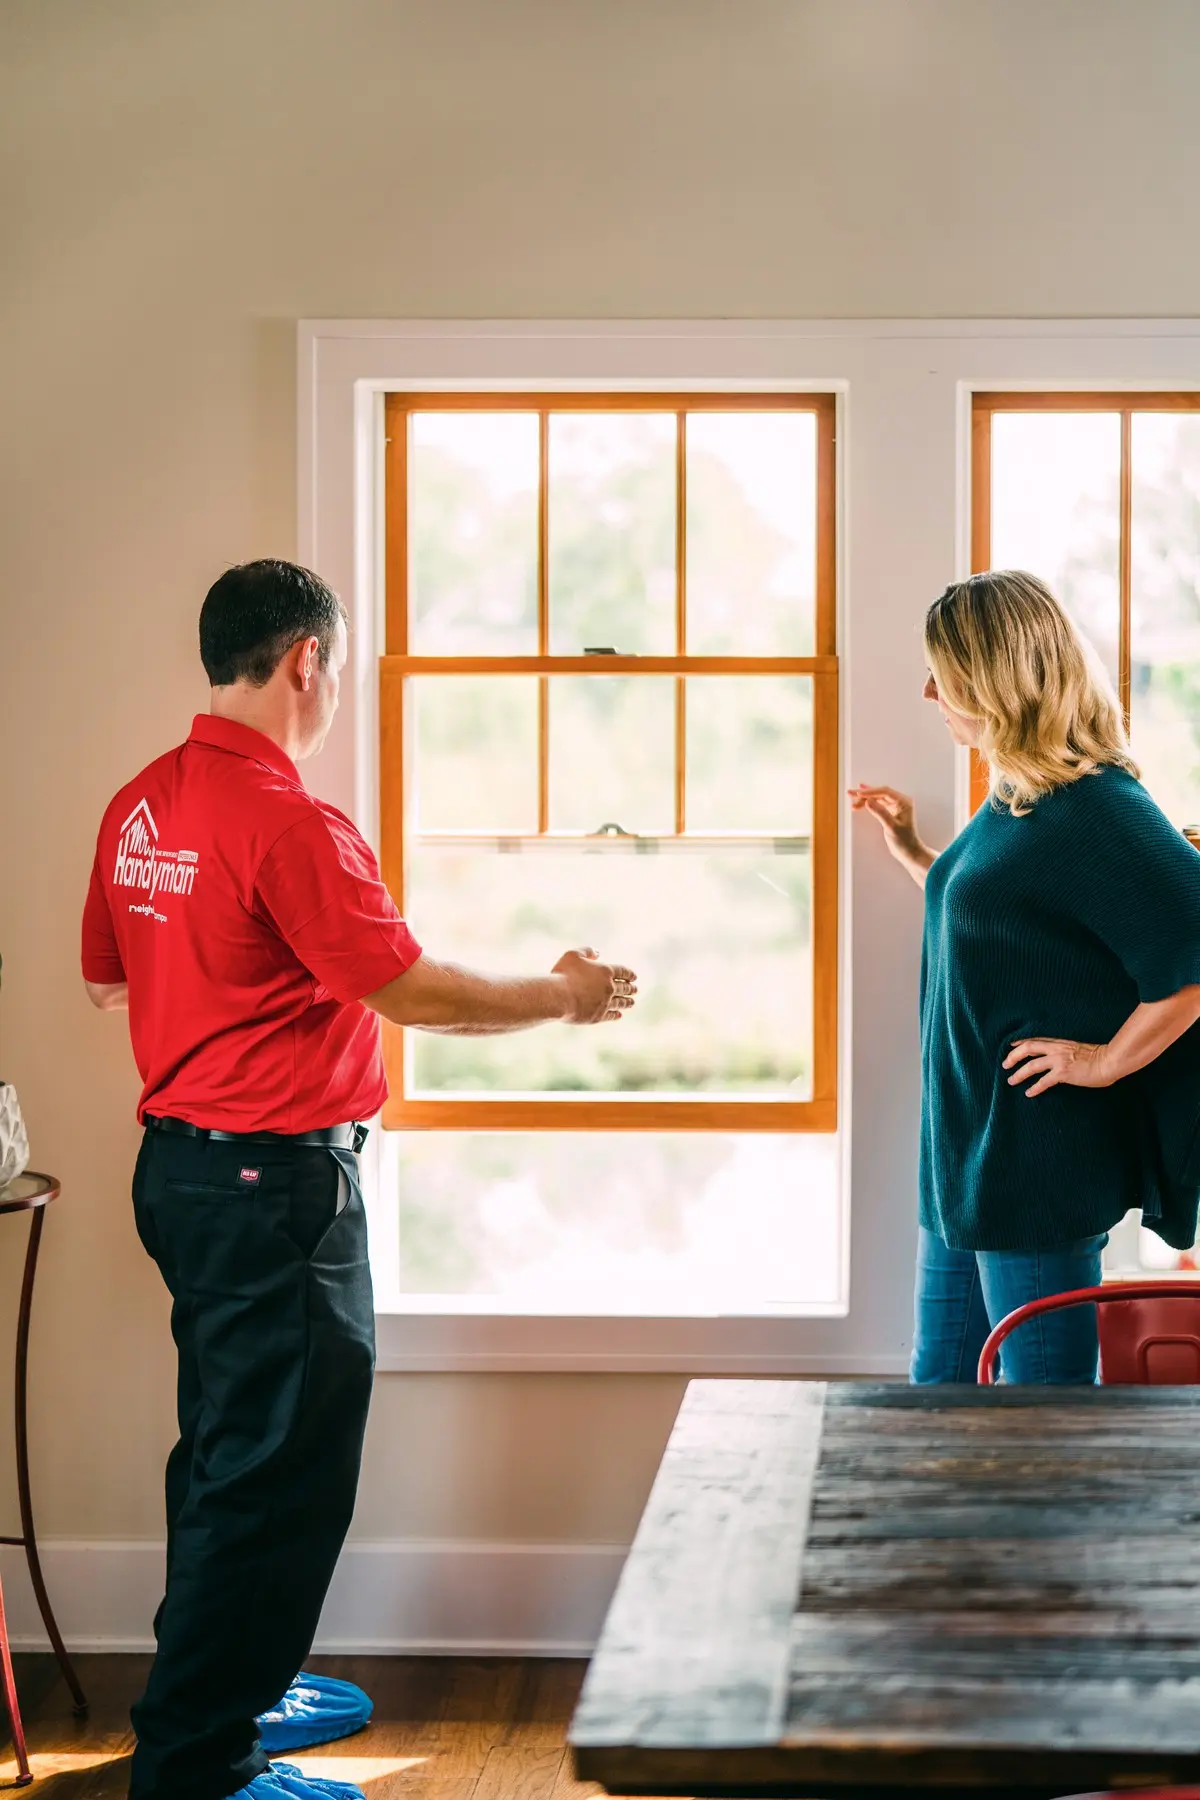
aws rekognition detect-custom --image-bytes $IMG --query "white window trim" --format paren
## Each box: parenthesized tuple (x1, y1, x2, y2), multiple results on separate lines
(299, 318, 1200, 1373)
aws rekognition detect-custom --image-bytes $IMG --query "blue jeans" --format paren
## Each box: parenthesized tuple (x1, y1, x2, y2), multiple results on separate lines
(910, 1225, 1107, 1385)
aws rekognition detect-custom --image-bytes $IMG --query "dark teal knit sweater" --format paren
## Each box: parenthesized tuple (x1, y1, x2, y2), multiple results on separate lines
(921, 765, 1200, 1252)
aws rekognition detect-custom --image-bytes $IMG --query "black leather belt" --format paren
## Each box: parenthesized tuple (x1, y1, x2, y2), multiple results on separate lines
(145, 1115, 367, 1153)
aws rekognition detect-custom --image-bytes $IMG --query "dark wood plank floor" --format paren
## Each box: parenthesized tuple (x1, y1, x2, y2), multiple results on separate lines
(2, 1655, 617, 1798)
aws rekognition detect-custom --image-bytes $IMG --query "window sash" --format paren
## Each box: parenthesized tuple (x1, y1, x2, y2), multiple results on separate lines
(970, 391, 1200, 821)
(380, 392, 839, 1131)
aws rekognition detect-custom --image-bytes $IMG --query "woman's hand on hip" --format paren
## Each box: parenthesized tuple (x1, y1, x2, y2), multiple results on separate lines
(1004, 1038, 1112, 1097)
(847, 784, 937, 888)
(1010, 989, 1200, 1094)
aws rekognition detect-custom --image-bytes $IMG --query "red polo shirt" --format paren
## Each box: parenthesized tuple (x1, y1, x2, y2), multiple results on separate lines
(81, 714, 421, 1131)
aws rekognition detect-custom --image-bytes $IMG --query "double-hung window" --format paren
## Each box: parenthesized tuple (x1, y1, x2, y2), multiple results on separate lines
(376, 393, 840, 1310)
(972, 391, 1200, 1274)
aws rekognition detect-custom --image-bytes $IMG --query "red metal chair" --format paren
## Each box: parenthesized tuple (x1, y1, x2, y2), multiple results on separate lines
(978, 1278, 1200, 1385)
(979, 1288, 1200, 1800)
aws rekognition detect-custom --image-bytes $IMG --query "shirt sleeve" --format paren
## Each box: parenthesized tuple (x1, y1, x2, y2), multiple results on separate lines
(81, 852, 126, 984)
(1064, 775, 1200, 1002)
(254, 809, 422, 1004)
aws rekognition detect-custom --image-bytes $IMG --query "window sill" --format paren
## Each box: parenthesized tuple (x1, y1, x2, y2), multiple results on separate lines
(367, 1306, 910, 1376)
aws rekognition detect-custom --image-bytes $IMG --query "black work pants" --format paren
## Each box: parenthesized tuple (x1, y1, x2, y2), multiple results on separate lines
(127, 1126, 376, 1800)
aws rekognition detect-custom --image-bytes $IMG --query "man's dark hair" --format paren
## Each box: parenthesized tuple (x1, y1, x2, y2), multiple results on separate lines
(199, 559, 347, 687)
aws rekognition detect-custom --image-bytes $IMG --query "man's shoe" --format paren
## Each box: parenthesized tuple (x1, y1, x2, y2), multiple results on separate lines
(235, 1762, 365, 1800)
(257, 1673, 374, 1752)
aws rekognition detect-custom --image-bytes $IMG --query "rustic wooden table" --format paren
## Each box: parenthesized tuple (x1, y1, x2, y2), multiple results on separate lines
(571, 1379, 1200, 1799)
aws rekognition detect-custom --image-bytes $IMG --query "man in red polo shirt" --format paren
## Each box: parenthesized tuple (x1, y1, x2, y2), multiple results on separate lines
(82, 560, 636, 1800)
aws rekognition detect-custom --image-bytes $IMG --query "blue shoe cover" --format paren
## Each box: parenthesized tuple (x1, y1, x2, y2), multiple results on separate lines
(235, 1762, 365, 1800)
(257, 1672, 374, 1751)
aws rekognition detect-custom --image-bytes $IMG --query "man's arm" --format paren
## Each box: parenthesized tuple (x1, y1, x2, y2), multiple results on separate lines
(363, 948, 637, 1035)
(85, 981, 129, 1012)
(82, 852, 128, 1008)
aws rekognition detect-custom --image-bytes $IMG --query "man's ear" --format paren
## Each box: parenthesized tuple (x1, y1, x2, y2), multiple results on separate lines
(288, 635, 321, 691)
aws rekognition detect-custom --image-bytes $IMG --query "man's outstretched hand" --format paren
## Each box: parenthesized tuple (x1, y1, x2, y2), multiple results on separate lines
(366, 949, 638, 1035)
(553, 948, 638, 1024)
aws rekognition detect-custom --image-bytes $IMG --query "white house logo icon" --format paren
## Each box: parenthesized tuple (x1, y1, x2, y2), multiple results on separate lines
(113, 799, 198, 903)
(120, 799, 158, 853)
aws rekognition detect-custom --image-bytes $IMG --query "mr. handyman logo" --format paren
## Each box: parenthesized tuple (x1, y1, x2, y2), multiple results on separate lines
(114, 799, 199, 916)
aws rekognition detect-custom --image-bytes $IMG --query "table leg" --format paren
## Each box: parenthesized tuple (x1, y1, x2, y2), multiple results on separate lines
(14, 1207, 87, 1716)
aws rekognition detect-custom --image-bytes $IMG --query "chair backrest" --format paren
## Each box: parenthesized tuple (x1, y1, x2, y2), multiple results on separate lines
(1098, 1294, 1200, 1384)
(977, 1280, 1200, 1385)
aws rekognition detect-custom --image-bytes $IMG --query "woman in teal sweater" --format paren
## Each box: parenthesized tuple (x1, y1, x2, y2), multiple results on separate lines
(852, 571, 1200, 1384)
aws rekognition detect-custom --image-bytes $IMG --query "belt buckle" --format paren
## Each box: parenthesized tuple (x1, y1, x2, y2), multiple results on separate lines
(351, 1123, 368, 1154)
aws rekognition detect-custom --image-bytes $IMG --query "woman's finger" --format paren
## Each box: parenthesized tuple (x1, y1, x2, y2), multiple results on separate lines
(1008, 1055, 1054, 1086)
(1004, 1039, 1056, 1069)
(1024, 1070, 1061, 1098)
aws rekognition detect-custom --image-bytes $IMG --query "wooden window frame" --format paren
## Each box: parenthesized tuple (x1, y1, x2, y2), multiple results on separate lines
(970, 391, 1200, 819)
(380, 391, 839, 1133)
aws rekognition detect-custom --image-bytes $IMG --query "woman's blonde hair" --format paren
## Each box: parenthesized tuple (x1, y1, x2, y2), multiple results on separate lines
(924, 570, 1138, 814)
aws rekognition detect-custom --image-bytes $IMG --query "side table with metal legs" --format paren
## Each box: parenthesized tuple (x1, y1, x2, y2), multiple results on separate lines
(0, 1173, 87, 1787)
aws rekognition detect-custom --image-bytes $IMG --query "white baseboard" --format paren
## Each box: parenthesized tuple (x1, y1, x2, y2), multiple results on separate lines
(0, 1538, 628, 1657)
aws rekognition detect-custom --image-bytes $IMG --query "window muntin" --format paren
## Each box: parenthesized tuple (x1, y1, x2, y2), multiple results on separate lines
(381, 393, 838, 1132)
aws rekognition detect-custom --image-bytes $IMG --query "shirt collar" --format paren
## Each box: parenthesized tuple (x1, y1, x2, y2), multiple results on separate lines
(188, 714, 303, 785)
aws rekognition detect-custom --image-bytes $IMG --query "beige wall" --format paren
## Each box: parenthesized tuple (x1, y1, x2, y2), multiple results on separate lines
(4, 0, 1200, 1552)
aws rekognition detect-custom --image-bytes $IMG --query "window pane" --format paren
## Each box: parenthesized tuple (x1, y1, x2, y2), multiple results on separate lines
(1104, 1208, 1196, 1276)
(411, 677, 538, 834)
(1130, 414, 1200, 830)
(548, 676, 675, 835)
(686, 413, 817, 655)
(990, 412, 1122, 686)
(548, 414, 676, 653)
(381, 1131, 840, 1310)
(410, 413, 538, 654)
(686, 676, 812, 834)
(405, 843, 812, 1098)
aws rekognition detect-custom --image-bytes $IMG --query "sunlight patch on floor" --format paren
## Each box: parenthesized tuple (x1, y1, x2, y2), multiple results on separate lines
(0, 1749, 123, 1777)
(291, 1753, 429, 1779)
(0, 1748, 430, 1784)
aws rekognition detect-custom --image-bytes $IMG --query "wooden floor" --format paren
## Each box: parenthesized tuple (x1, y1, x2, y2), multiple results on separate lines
(2, 1655, 610, 1798)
